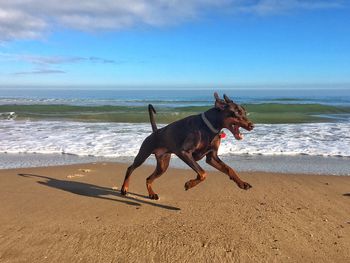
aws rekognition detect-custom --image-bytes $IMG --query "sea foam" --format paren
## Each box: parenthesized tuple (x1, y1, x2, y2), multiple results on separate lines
(0, 120, 349, 158)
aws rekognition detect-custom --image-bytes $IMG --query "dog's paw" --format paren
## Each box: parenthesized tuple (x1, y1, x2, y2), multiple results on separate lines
(238, 181, 252, 190)
(184, 181, 191, 191)
(149, 194, 159, 200)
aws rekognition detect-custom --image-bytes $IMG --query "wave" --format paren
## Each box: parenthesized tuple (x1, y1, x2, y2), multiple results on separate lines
(1, 120, 349, 158)
(1, 103, 350, 124)
(0, 112, 17, 120)
(0, 97, 211, 106)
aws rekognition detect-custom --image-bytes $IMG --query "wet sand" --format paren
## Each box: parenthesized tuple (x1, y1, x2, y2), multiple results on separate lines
(0, 162, 349, 262)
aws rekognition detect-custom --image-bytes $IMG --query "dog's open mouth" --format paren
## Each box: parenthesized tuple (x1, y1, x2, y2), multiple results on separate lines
(232, 125, 243, 140)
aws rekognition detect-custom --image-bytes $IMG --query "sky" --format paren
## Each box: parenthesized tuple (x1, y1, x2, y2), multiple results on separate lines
(0, 0, 350, 88)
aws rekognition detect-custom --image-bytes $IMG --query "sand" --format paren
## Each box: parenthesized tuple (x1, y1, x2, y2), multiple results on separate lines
(0, 162, 349, 262)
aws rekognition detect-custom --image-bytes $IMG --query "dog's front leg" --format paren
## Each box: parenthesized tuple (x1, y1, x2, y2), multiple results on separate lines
(206, 152, 252, 190)
(176, 151, 207, 190)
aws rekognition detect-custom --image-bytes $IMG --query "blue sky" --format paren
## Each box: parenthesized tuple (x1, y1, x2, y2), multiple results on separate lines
(0, 0, 349, 88)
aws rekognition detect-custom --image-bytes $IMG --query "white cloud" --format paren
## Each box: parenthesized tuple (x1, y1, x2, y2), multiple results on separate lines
(0, 8, 47, 41)
(0, 0, 344, 41)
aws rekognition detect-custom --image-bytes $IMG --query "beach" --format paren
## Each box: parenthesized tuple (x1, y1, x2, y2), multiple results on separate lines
(1, 162, 349, 262)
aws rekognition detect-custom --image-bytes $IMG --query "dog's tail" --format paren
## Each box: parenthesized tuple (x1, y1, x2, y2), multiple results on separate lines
(148, 104, 157, 132)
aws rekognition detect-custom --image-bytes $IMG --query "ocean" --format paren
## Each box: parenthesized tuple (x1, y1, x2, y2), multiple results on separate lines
(1, 88, 350, 175)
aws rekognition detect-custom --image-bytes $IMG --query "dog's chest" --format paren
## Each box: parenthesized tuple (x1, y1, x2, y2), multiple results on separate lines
(192, 141, 215, 161)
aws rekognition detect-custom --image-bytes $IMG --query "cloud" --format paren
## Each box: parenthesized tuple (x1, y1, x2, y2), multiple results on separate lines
(13, 69, 66, 75)
(0, 52, 116, 65)
(0, 0, 345, 41)
(0, 52, 117, 75)
(237, 0, 344, 15)
(0, 0, 228, 41)
(87, 56, 117, 64)
(0, 8, 47, 41)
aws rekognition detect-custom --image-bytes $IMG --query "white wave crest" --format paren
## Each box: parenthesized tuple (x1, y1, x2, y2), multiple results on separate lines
(0, 112, 17, 120)
(0, 120, 349, 158)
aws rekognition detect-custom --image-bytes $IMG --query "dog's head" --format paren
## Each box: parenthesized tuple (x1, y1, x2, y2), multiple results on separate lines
(214, 92, 254, 140)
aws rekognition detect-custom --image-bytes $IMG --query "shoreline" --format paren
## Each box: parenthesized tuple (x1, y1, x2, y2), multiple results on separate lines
(0, 162, 349, 262)
(1, 152, 349, 176)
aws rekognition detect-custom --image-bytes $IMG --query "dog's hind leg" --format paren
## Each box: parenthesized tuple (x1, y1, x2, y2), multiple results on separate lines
(146, 153, 171, 200)
(121, 137, 154, 195)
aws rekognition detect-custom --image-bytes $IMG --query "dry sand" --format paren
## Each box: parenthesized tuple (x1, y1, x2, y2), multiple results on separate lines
(0, 162, 349, 262)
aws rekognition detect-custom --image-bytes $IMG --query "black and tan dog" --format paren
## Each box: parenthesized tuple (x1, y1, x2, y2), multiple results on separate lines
(121, 92, 254, 200)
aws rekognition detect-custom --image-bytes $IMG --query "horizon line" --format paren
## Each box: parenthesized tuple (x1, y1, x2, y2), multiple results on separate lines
(1, 83, 350, 90)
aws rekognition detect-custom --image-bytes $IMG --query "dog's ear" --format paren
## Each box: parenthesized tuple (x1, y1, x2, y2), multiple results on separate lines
(223, 94, 233, 103)
(214, 92, 227, 110)
(214, 92, 220, 101)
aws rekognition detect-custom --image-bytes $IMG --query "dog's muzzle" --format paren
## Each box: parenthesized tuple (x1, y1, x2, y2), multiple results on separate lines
(247, 123, 254, 131)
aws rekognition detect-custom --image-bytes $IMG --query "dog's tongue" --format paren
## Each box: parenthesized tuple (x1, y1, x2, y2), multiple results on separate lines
(233, 125, 243, 140)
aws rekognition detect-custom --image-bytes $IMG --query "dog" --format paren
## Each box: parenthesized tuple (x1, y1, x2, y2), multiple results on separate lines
(121, 92, 254, 200)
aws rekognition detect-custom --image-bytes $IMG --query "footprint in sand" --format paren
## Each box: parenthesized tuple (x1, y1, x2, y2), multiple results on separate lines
(67, 174, 85, 178)
(67, 168, 93, 178)
(78, 169, 92, 173)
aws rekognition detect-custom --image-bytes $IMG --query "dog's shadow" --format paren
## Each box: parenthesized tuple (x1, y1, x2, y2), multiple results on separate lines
(17, 173, 180, 211)
(343, 193, 350, 197)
